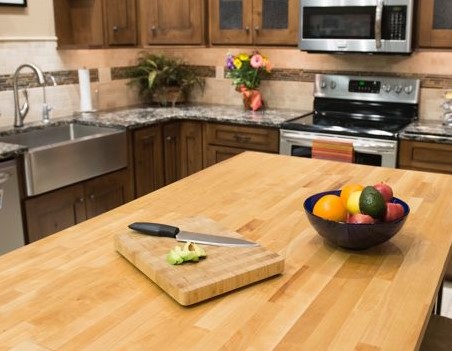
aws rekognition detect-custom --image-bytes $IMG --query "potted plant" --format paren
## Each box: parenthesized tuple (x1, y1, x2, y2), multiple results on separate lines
(129, 52, 205, 106)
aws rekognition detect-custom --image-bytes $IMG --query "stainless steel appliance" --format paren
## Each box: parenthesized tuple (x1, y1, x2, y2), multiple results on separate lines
(0, 159, 25, 255)
(280, 74, 420, 168)
(300, 0, 414, 54)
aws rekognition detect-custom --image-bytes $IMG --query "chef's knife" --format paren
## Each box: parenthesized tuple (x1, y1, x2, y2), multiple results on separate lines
(128, 222, 259, 247)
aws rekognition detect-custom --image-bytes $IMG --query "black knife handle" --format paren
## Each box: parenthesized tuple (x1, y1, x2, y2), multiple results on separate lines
(128, 222, 180, 238)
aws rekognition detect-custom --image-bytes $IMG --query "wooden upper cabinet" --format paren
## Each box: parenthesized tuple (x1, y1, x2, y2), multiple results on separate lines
(418, 0, 452, 48)
(53, 0, 137, 48)
(104, 0, 138, 46)
(54, 0, 103, 48)
(140, 0, 205, 45)
(210, 0, 253, 45)
(209, 0, 298, 45)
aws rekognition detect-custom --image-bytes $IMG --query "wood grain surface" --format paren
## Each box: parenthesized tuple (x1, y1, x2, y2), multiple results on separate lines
(1, 151, 452, 350)
(115, 217, 284, 305)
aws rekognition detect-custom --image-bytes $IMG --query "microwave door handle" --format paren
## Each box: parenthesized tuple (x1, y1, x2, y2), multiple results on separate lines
(375, 0, 384, 49)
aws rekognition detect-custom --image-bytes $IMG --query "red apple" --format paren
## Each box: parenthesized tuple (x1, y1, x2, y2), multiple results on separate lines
(374, 182, 394, 202)
(347, 213, 375, 224)
(384, 203, 405, 222)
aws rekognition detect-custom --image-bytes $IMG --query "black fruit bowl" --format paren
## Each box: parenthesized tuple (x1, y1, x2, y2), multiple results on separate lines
(303, 190, 410, 250)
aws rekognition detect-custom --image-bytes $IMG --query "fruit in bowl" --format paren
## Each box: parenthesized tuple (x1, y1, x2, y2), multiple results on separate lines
(304, 182, 410, 250)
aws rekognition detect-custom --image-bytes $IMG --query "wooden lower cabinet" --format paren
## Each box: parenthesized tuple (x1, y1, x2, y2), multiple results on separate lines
(163, 122, 182, 185)
(25, 169, 132, 243)
(204, 145, 245, 165)
(25, 184, 86, 243)
(398, 140, 452, 174)
(203, 123, 279, 167)
(133, 122, 204, 196)
(84, 169, 133, 218)
(180, 121, 204, 178)
(133, 125, 165, 197)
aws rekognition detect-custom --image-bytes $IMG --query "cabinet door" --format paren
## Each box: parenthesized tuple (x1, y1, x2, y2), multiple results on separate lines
(418, 0, 452, 48)
(253, 0, 298, 45)
(210, 0, 253, 44)
(163, 123, 182, 185)
(104, 0, 137, 46)
(54, 0, 104, 48)
(84, 169, 133, 219)
(204, 145, 245, 167)
(180, 122, 204, 178)
(142, 0, 204, 44)
(133, 126, 165, 197)
(25, 184, 86, 243)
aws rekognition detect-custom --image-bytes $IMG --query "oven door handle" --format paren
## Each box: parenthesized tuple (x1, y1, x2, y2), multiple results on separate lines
(354, 144, 395, 155)
(375, 0, 384, 49)
(280, 132, 314, 147)
(281, 131, 396, 154)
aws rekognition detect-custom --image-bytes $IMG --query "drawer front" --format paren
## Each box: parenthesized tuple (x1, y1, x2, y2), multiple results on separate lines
(204, 123, 279, 152)
(399, 140, 452, 174)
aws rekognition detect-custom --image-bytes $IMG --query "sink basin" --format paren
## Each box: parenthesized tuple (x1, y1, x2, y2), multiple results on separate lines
(0, 123, 127, 196)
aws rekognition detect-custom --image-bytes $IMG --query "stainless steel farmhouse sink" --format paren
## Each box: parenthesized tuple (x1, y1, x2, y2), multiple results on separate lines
(0, 123, 127, 196)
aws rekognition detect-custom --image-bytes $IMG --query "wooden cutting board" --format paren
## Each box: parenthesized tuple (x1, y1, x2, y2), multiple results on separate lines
(115, 216, 284, 306)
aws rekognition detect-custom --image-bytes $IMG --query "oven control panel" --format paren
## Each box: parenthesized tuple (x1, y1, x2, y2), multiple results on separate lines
(349, 80, 381, 94)
(314, 74, 420, 104)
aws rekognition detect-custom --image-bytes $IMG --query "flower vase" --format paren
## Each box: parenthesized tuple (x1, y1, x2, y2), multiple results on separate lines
(239, 86, 264, 111)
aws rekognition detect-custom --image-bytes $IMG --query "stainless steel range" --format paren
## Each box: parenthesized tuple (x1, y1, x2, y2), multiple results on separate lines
(280, 74, 420, 168)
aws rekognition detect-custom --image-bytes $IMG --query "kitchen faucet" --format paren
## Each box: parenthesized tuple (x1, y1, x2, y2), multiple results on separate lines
(12, 63, 54, 128)
(42, 74, 57, 124)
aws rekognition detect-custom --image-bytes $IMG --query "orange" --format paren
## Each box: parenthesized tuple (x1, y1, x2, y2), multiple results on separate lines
(313, 194, 347, 222)
(340, 183, 364, 205)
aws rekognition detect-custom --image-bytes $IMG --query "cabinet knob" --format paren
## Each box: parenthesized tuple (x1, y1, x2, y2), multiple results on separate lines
(254, 26, 260, 32)
(245, 26, 250, 32)
(89, 194, 95, 200)
(77, 197, 85, 203)
(113, 25, 119, 32)
(151, 25, 156, 32)
(166, 136, 173, 141)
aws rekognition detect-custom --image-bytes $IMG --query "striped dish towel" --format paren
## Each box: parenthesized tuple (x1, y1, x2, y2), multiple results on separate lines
(312, 138, 355, 163)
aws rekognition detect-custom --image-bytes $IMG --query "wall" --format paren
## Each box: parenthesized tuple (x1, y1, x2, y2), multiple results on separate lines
(0, 1, 451, 129)
(0, 0, 55, 40)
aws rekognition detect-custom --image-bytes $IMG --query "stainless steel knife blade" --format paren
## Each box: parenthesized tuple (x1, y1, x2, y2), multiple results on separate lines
(128, 222, 259, 247)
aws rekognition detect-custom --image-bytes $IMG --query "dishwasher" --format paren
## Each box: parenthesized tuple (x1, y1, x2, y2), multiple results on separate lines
(0, 159, 25, 255)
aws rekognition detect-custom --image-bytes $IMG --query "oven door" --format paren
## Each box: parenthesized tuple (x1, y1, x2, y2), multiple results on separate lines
(280, 130, 398, 168)
(300, 0, 413, 54)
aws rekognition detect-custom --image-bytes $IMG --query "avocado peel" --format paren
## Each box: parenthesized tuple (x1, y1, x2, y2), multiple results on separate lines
(166, 242, 207, 265)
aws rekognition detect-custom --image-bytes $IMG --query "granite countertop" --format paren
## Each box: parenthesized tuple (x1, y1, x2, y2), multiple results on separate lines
(0, 142, 27, 161)
(0, 104, 308, 160)
(400, 120, 452, 145)
(76, 104, 307, 129)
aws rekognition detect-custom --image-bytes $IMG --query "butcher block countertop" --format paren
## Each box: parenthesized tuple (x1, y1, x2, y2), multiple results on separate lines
(1, 152, 452, 350)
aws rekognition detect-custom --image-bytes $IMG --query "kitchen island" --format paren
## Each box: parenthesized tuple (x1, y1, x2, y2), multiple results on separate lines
(1, 152, 452, 350)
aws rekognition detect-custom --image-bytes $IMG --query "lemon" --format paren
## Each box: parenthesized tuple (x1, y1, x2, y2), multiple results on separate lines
(346, 190, 362, 215)
(340, 183, 364, 205)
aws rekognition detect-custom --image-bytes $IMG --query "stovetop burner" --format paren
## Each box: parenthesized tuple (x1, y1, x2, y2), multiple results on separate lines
(282, 113, 410, 139)
(281, 74, 420, 140)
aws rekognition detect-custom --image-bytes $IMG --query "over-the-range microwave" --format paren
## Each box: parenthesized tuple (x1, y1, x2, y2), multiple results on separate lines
(300, 0, 414, 54)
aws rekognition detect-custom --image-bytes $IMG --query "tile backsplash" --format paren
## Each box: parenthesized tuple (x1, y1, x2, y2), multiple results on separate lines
(0, 41, 450, 128)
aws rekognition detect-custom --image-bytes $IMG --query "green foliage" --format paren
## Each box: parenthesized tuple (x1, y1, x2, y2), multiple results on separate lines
(128, 52, 205, 100)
